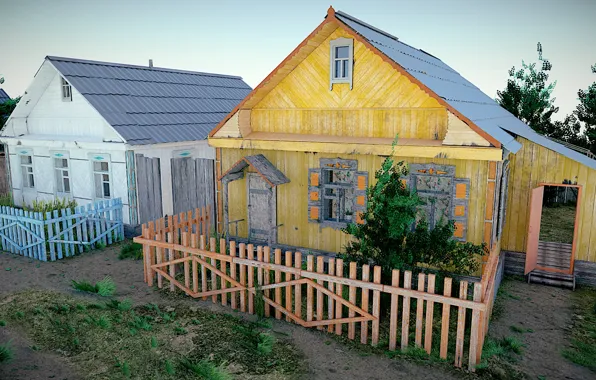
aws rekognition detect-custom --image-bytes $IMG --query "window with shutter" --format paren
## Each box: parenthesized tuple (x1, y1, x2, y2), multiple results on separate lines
(308, 159, 367, 229)
(408, 164, 470, 241)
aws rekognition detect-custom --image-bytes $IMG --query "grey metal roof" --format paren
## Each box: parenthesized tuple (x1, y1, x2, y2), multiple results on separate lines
(221, 154, 290, 187)
(336, 11, 596, 170)
(0, 89, 10, 104)
(47, 56, 252, 145)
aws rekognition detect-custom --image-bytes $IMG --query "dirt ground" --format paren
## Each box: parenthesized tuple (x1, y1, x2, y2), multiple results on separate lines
(0, 245, 463, 380)
(488, 277, 594, 380)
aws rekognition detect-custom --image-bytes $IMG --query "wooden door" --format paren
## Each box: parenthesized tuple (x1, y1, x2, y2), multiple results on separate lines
(525, 186, 544, 275)
(247, 173, 275, 243)
(136, 154, 163, 224)
(171, 157, 215, 226)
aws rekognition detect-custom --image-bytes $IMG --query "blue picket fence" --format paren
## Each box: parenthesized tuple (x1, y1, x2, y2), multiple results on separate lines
(0, 198, 124, 261)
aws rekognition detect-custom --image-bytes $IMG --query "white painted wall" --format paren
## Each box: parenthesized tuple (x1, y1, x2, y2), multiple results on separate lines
(5, 140, 131, 223)
(131, 139, 214, 216)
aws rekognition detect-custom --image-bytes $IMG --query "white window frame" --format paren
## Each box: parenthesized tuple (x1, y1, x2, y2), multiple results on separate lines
(329, 37, 354, 90)
(90, 154, 112, 200)
(51, 151, 71, 196)
(61, 77, 72, 102)
(18, 149, 35, 189)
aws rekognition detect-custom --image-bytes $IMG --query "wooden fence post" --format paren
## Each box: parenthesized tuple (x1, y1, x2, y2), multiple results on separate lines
(468, 282, 483, 371)
(415, 273, 425, 347)
(294, 251, 302, 319)
(230, 240, 237, 309)
(263, 246, 270, 317)
(327, 258, 335, 333)
(200, 235, 207, 300)
(167, 232, 175, 292)
(306, 255, 314, 323)
(210, 237, 218, 303)
(440, 277, 453, 359)
(274, 249, 282, 319)
(348, 262, 357, 340)
(316, 256, 325, 330)
(389, 269, 399, 351)
(334, 258, 343, 336)
(371, 266, 381, 346)
(424, 274, 436, 354)
(221, 238, 228, 306)
(360, 264, 370, 345)
(248, 244, 255, 314)
(454, 281, 469, 367)
(239, 243, 247, 311)
(401, 271, 412, 351)
(285, 251, 293, 322)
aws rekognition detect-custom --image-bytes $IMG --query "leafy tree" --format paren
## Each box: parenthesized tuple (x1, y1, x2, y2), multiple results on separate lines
(497, 42, 559, 135)
(0, 97, 19, 127)
(342, 151, 484, 281)
(574, 64, 596, 154)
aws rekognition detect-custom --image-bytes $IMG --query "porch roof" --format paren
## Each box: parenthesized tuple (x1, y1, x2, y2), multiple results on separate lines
(220, 154, 290, 187)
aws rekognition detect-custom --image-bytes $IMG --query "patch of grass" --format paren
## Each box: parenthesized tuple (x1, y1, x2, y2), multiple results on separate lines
(71, 276, 116, 297)
(0, 341, 13, 364)
(0, 320, 5, 327)
(181, 359, 232, 380)
(561, 287, 596, 371)
(540, 204, 576, 244)
(165, 359, 175, 375)
(510, 325, 525, 333)
(119, 242, 143, 260)
(105, 299, 132, 312)
(0, 290, 303, 378)
(502, 336, 524, 354)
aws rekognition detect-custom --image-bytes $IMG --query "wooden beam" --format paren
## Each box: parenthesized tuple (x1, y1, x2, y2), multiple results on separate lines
(209, 137, 502, 161)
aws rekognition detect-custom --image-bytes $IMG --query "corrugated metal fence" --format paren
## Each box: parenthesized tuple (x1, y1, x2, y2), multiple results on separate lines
(0, 198, 124, 261)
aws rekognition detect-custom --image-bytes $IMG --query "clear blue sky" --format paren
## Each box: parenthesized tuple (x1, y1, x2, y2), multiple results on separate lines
(1, 0, 594, 119)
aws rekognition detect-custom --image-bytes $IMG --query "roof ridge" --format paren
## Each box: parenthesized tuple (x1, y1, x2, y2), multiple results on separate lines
(46, 56, 244, 80)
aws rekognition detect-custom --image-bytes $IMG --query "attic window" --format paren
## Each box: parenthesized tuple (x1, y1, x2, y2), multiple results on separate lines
(61, 77, 72, 101)
(329, 38, 353, 90)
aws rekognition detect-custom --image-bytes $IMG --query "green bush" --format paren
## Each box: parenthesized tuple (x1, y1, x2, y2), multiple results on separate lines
(0, 341, 13, 364)
(342, 151, 483, 281)
(119, 243, 143, 260)
(71, 276, 116, 297)
(0, 193, 14, 208)
(25, 198, 77, 214)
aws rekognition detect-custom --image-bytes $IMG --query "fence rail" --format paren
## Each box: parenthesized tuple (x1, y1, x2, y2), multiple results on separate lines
(135, 208, 501, 372)
(0, 198, 124, 261)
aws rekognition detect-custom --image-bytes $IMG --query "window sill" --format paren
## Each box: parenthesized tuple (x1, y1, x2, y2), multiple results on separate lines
(320, 219, 354, 230)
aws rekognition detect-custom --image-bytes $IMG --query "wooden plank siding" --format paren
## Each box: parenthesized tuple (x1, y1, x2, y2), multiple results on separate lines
(502, 137, 596, 262)
(250, 28, 449, 140)
(222, 148, 489, 253)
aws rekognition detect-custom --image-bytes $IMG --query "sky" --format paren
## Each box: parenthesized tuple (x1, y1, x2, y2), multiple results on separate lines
(1, 0, 595, 119)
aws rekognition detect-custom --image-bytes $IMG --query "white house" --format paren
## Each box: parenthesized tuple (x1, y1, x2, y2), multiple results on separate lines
(1, 56, 251, 228)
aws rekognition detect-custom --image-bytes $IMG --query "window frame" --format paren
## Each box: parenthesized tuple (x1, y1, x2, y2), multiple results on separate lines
(90, 154, 112, 200)
(51, 151, 71, 196)
(319, 158, 358, 229)
(329, 37, 354, 90)
(61, 77, 72, 102)
(18, 150, 35, 189)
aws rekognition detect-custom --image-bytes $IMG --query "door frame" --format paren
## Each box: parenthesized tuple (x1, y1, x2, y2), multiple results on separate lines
(526, 183, 582, 275)
(537, 183, 582, 275)
(246, 173, 277, 245)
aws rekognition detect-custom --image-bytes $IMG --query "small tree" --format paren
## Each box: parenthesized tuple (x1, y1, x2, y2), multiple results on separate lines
(497, 42, 559, 135)
(574, 64, 596, 154)
(342, 153, 484, 281)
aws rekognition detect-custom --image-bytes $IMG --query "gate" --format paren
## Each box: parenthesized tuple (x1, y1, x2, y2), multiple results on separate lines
(171, 157, 215, 225)
(135, 154, 163, 225)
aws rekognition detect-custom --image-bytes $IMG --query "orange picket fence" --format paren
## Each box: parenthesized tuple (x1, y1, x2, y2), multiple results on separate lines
(134, 208, 502, 372)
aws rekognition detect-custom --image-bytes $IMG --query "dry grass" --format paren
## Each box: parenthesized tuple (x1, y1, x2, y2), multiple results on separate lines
(562, 287, 596, 372)
(539, 204, 576, 244)
(0, 291, 303, 379)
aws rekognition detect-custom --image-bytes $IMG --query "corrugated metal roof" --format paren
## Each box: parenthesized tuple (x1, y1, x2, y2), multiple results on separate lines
(47, 56, 251, 145)
(0, 89, 10, 104)
(335, 11, 596, 169)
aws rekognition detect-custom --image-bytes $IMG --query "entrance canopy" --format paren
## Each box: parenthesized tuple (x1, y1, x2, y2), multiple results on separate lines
(220, 154, 290, 187)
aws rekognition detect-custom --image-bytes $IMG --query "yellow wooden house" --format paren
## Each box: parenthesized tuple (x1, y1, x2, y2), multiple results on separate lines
(208, 8, 596, 285)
